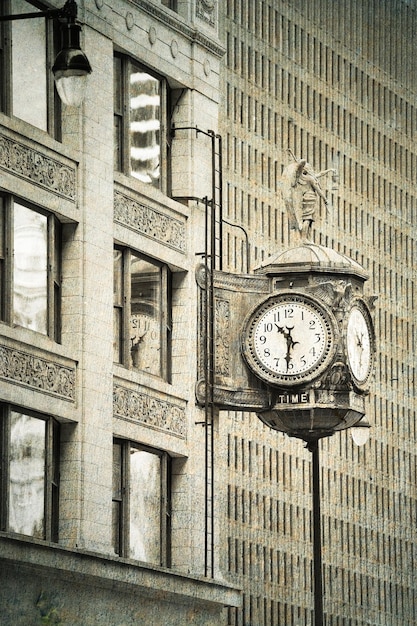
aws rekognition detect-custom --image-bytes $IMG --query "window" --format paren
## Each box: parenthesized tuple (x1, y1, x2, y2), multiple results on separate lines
(113, 246, 171, 379)
(114, 53, 169, 191)
(161, 0, 178, 9)
(0, 405, 60, 541)
(112, 440, 171, 566)
(0, 196, 62, 340)
(0, 0, 61, 137)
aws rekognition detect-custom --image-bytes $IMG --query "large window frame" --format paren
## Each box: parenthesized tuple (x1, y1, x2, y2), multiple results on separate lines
(0, 195, 62, 341)
(114, 52, 170, 193)
(0, 404, 60, 542)
(113, 245, 172, 380)
(0, 0, 61, 138)
(112, 439, 171, 566)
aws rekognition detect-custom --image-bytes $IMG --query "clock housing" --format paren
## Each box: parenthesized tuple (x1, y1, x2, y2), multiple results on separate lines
(345, 299, 375, 389)
(242, 292, 338, 387)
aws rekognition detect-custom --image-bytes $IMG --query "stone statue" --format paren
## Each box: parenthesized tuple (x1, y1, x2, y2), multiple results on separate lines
(281, 150, 336, 241)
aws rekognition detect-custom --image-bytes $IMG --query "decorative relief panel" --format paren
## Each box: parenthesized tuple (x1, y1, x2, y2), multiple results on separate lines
(0, 133, 76, 201)
(215, 298, 230, 376)
(113, 383, 186, 438)
(196, 0, 216, 26)
(0, 344, 76, 401)
(114, 190, 186, 253)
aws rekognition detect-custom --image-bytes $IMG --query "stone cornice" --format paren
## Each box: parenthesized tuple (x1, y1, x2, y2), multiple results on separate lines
(130, 0, 225, 58)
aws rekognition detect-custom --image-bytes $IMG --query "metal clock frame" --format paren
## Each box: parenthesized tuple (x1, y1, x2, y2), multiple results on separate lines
(241, 291, 339, 387)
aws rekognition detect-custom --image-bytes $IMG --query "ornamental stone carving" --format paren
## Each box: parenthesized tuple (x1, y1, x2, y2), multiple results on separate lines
(215, 299, 230, 376)
(0, 133, 76, 200)
(113, 383, 186, 438)
(114, 190, 186, 253)
(0, 345, 76, 401)
(196, 0, 216, 26)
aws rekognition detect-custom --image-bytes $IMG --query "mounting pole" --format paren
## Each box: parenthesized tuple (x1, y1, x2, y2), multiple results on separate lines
(308, 438, 324, 626)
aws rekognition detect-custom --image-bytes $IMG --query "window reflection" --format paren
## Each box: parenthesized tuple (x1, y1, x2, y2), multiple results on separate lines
(13, 203, 48, 334)
(12, 0, 47, 130)
(9, 412, 45, 538)
(130, 255, 161, 375)
(129, 448, 161, 564)
(129, 68, 161, 185)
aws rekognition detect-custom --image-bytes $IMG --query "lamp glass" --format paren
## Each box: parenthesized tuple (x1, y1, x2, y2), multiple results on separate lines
(54, 71, 87, 107)
(351, 426, 370, 447)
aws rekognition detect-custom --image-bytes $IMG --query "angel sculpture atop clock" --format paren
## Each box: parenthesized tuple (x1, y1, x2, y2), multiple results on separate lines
(281, 149, 336, 241)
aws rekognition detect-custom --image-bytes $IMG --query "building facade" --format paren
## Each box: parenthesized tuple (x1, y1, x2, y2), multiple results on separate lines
(1, 1, 417, 625)
(219, 1, 417, 624)
(0, 1, 240, 624)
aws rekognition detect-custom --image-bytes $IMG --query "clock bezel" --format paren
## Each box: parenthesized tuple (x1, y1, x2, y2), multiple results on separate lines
(345, 299, 375, 388)
(241, 291, 338, 387)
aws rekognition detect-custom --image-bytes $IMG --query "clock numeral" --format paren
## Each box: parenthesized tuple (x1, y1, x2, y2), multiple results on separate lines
(263, 322, 273, 332)
(315, 333, 321, 343)
(284, 307, 294, 319)
(273, 312, 280, 323)
(264, 348, 270, 357)
(300, 356, 307, 366)
(309, 319, 316, 329)
(309, 347, 316, 356)
(259, 335, 266, 344)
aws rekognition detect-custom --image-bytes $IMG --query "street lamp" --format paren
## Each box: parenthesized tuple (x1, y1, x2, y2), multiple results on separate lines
(0, 0, 92, 107)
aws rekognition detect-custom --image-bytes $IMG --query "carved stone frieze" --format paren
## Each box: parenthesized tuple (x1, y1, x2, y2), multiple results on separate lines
(0, 344, 76, 401)
(0, 133, 76, 200)
(215, 298, 230, 376)
(113, 383, 186, 438)
(114, 190, 186, 253)
(196, 0, 216, 26)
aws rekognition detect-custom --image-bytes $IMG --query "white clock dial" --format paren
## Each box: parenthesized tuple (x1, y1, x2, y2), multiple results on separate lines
(346, 305, 372, 384)
(242, 294, 336, 386)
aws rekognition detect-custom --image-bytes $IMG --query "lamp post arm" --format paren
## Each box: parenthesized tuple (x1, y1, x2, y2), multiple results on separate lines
(0, 0, 77, 22)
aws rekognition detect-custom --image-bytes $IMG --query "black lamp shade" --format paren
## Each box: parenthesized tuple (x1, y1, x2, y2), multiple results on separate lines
(52, 22, 92, 106)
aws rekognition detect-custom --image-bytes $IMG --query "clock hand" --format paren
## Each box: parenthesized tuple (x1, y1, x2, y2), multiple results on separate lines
(277, 325, 299, 370)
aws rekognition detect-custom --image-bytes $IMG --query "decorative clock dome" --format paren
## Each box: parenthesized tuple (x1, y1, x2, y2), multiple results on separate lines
(255, 242, 368, 281)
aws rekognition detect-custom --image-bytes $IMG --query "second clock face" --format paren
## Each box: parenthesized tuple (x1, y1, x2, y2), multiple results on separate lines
(346, 304, 373, 385)
(243, 294, 336, 385)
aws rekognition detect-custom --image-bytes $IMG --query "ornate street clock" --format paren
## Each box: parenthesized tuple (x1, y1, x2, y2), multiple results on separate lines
(242, 292, 338, 387)
(345, 299, 375, 389)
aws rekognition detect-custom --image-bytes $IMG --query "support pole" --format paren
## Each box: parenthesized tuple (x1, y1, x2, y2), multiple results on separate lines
(309, 439, 324, 626)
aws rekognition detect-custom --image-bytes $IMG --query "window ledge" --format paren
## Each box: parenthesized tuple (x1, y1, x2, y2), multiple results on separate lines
(0, 322, 76, 365)
(0, 533, 241, 610)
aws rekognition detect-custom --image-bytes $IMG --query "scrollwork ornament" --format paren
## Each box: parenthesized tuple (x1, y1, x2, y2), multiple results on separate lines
(0, 345, 75, 400)
(0, 133, 76, 200)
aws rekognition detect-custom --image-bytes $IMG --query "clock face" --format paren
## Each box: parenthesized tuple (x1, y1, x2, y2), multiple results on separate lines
(346, 304, 373, 385)
(242, 293, 336, 386)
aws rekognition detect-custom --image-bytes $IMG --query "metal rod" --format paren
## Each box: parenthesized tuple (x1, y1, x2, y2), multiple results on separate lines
(0, 0, 77, 22)
(310, 439, 324, 626)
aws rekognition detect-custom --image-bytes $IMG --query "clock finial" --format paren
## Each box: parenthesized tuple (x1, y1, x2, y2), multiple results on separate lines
(281, 151, 337, 242)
